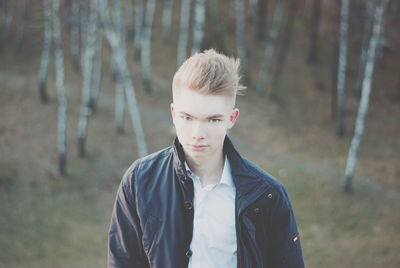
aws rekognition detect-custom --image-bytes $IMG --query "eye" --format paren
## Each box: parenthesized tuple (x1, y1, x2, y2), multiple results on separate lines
(181, 116, 192, 121)
(209, 118, 221, 123)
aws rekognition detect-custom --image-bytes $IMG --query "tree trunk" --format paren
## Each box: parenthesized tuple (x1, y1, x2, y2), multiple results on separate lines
(133, 0, 144, 51)
(162, 0, 174, 39)
(70, 0, 81, 72)
(343, 0, 389, 193)
(141, 0, 156, 93)
(235, 0, 247, 73)
(307, 0, 321, 64)
(354, 1, 374, 98)
(89, 29, 103, 112)
(330, 1, 340, 120)
(177, 0, 192, 67)
(269, 0, 299, 100)
(191, 0, 206, 54)
(256, 0, 285, 94)
(336, 0, 350, 137)
(99, 0, 148, 157)
(38, 0, 52, 103)
(123, 0, 135, 37)
(52, 0, 68, 175)
(115, 72, 125, 134)
(256, 0, 267, 41)
(78, 0, 98, 157)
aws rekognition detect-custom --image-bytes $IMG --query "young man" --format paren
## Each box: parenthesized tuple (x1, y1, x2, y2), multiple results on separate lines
(108, 49, 304, 268)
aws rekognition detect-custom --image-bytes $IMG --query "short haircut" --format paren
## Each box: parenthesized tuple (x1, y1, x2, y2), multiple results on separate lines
(172, 49, 246, 97)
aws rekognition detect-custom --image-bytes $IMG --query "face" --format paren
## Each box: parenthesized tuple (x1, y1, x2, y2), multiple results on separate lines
(171, 87, 239, 161)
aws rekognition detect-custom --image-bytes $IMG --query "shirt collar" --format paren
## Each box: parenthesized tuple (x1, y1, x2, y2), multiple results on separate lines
(184, 155, 235, 188)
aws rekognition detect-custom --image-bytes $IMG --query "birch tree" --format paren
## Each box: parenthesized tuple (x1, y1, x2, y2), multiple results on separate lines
(162, 0, 174, 38)
(191, 0, 206, 55)
(141, 0, 156, 93)
(235, 0, 247, 73)
(99, 0, 148, 157)
(123, 0, 135, 37)
(307, 0, 322, 64)
(336, 0, 350, 136)
(355, 1, 374, 97)
(177, 0, 192, 67)
(89, 29, 103, 112)
(78, 0, 99, 157)
(270, 0, 299, 99)
(133, 0, 144, 51)
(52, 0, 68, 175)
(343, 0, 389, 193)
(115, 73, 125, 134)
(256, 0, 285, 94)
(69, 0, 81, 71)
(38, 0, 52, 103)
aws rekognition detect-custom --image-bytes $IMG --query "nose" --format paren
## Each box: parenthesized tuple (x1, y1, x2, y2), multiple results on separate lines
(191, 121, 206, 141)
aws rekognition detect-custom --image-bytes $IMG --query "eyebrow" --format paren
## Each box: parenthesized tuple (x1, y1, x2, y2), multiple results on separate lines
(179, 112, 224, 119)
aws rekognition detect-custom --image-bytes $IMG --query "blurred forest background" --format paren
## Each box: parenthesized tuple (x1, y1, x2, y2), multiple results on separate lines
(0, 0, 399, 267)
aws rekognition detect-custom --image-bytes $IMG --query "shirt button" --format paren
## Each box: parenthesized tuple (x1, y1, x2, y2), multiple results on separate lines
(186, 249, 192, 257)
(184, 201, 193, 210)
(267, 193, 273, 199)
(253, 207, 261, 215)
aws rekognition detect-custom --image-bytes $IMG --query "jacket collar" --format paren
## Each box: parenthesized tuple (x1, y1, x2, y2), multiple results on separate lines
(172, 136, 270, 214)
(172, 137, 267, 189)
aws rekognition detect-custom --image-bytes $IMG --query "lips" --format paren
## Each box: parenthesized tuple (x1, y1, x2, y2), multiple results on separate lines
(189, 144, 209, 151)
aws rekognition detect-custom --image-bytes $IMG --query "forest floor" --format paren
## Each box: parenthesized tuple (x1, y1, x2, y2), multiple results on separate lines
(1, 4, 400, 267)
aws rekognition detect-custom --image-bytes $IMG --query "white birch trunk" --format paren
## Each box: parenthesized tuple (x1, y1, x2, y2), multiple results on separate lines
(52, 0, 68, 175)
(133, 0, 144, 50)
(336, 0, 350, 136)
(162, 0, 173, 38)
(256, 0, 284, 94)
(123, 0, 135, 36)
(38, 0, 52, 103)
(115, 76, 125, 133)
(70, 0, 81, 71)
(192, 0, 206, 55)
(177, 0, 191, 67)
(78, 0, 98, 157)
(141, 0, 156, 93)
(90, 30, 103, 112)
(355, 1, 374, 97)
(191, 0, 206, 55)
(343, 0, 389, 193)
(235, 0, 247, 72)
(100, 0, 148, 157)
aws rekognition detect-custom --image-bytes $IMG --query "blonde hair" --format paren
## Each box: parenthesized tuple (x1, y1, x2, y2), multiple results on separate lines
(172, 49, 246, 97)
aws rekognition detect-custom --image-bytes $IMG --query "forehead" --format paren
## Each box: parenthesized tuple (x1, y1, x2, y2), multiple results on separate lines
(173, 87, 234, 117)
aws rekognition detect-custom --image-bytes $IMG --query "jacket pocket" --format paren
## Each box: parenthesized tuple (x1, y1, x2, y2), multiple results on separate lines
(142, 214, 161, 254)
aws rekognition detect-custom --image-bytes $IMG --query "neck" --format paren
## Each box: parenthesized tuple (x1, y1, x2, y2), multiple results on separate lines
(185, 149, 225, 185)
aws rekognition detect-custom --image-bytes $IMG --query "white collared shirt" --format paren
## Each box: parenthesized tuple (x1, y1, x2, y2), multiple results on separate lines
(186, 156, 237, 268)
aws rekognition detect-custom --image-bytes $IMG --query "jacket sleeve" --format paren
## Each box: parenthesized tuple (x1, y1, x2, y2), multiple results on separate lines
(268, 185, 305, 268)
(108, 165, 149, 268)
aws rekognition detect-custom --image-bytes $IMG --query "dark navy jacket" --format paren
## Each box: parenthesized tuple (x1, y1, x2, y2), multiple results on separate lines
(108, 136, 305, 267)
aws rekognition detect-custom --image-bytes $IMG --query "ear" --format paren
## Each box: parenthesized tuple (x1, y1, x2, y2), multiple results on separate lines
(228, 108, 239, 129)
(170, 103, 175, 124)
